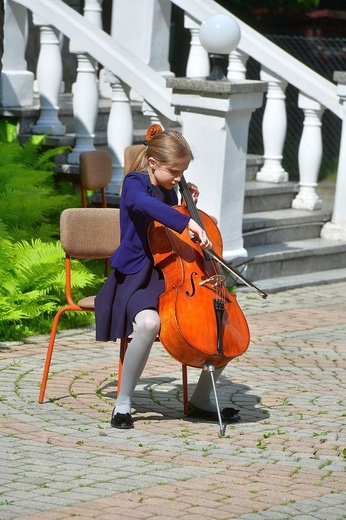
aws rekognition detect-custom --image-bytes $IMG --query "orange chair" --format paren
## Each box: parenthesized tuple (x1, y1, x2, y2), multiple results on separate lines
(38, 207, 189, 412)
(79, 150, 113, 209)
(124, 144, 145, 175)
(38, 208, 122, 403)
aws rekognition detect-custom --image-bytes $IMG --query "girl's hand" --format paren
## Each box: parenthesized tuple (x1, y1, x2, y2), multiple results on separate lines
(187, 219, 212, 250)
(187, 182, 199, 204)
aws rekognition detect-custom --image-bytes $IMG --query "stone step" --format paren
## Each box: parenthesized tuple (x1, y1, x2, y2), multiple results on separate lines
(244, 181, 298, 213)
(243, 207, 332, 247)
(243, 238, 346, 283)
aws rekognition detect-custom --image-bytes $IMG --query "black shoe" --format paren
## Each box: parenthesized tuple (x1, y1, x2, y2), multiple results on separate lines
(110, 411, 134, 429)
(186, 402, 240, 423)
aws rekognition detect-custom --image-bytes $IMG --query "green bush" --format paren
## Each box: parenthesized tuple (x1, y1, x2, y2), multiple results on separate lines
(0, 121, 103, 341)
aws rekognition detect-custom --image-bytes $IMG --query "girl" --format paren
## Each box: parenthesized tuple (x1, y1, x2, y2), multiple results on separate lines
(95, 124, 240, 429)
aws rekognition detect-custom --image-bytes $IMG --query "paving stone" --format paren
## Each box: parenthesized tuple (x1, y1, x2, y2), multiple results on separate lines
(1, 281, 346, 519)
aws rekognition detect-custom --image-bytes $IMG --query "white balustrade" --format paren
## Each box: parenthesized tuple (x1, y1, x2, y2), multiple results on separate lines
(1, 0, 34, 107)
(4, 0, 345, 236)
(256, 67, 288, 183)
(31, 22, 65, 135)
(292, 92, 323, 211)
(184, 14, 209, 79)
(105, 72, 133, 195)
(321, 72, 346, 240)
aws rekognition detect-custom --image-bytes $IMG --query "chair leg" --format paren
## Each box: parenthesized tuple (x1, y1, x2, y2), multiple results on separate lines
(38, 306, 69, 403)
(182, 364, 188, 414)
(104, 260, 109, 278)
(118, 338, 129, 393)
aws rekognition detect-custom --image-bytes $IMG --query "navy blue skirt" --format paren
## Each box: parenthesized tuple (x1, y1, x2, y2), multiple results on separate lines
(95, 259, 165, 341)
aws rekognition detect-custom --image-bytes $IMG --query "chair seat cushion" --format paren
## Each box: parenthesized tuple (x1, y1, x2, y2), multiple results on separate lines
(77, 295, 95, 309)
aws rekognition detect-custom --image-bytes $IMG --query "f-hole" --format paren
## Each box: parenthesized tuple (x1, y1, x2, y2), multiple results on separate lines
(186, 272, 198, 297)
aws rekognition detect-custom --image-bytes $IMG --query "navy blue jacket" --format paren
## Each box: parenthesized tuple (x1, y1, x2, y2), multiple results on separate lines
(110, 172, 190, 274)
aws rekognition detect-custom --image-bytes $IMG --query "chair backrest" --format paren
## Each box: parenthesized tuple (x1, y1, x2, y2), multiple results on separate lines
(79, 150, 113, 190)
(124, 144, 145, 175)
(60, 208, 120, 260)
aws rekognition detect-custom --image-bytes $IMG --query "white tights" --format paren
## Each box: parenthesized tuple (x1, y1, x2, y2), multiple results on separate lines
(114, 309, 225, 415)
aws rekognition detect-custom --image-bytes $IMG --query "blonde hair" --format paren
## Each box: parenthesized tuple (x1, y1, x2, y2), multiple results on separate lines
(129, 130, 194, 173)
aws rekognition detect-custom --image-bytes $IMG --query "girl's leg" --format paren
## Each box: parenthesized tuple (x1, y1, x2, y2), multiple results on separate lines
(114, 309, 160, 415)
(188, 366, 225, 411)
(187, 365, 240, 422)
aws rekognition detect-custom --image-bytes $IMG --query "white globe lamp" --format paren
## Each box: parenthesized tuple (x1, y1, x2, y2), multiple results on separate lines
(199, 14, 241, 81)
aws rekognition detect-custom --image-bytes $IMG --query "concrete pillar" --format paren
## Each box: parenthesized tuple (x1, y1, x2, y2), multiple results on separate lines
(167, 77, 267, 261)
(110, 0, 172, 78)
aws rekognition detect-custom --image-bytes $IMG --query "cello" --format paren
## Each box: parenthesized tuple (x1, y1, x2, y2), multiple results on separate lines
(148, 176, 267, 434)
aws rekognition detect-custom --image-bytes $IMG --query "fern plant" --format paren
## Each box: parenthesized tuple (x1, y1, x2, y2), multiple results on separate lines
(0, 136, 78, 242)
(0, 237, 98, 341)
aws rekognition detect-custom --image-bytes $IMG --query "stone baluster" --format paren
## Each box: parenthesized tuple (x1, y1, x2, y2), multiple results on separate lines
(84, 0, 103, 26)
(67, 54, 99, 163)
(321, 71, 346, 240)
(256, 67, 288, 183)
(1, 0, 34, 108)
(227, 49, 249, 81)
(31, 21, 65, 135)
(184, 14, 209, 78)
(292, 92, 323, 210)
(105, 72, 133, 196)
(68, 0, 102, 163)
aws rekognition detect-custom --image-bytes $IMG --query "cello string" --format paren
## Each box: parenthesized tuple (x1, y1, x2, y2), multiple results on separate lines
(179, 177, 224, 291)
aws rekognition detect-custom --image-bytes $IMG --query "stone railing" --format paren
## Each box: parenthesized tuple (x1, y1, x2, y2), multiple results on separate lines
(2, 0, 346, 250)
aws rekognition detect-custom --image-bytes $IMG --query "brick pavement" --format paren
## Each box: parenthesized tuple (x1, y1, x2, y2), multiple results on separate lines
(0, 281, 345, 520)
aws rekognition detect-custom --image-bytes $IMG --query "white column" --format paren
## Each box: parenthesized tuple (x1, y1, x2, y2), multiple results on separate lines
(1, 0, 34, 107)
(184, 15, 209, 79)
(256, 67, 288, 183)
(292, 92, 323, 210)
(167, 78, 266, 261)
(32, 23, 65, 135)
(68, 0, 102, 163)
(111, 0, 173, 77)
(321, 72, 346, 240)
(105, 72, 133, 195)
(110, 0, 173, 103)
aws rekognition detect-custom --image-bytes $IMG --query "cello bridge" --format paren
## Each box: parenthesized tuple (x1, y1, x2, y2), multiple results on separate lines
(199, 274, 226, 288)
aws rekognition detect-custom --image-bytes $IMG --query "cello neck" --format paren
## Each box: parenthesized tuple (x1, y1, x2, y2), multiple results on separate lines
(178, 177, 203, 227)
